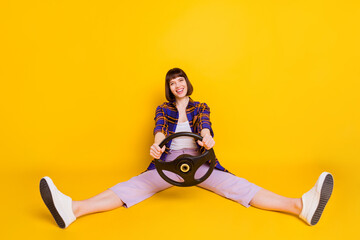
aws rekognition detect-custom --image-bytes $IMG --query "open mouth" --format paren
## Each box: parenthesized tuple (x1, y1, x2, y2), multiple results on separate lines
(176, 88, 184, 94)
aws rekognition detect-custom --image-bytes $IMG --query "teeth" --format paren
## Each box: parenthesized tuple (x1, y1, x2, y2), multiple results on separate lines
(177, 89, 184, 93)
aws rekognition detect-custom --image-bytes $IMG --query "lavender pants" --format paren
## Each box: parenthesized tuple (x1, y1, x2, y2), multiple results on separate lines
(109, 148, 261, 208)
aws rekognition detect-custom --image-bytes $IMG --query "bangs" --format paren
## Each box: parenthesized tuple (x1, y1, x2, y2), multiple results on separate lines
(166, 70, 185, 83)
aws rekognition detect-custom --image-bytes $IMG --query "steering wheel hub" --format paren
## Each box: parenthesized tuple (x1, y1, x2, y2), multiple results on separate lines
(180, 163, 191, 173)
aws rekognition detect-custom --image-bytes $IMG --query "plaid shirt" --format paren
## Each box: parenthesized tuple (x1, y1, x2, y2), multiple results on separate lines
(146, 97, 229, 173)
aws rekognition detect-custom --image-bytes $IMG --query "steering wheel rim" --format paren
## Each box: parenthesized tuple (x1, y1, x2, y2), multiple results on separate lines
(154, 132, 216, 187)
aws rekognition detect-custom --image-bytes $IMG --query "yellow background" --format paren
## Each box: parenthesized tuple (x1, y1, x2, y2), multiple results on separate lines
(1, 0, 359, 239)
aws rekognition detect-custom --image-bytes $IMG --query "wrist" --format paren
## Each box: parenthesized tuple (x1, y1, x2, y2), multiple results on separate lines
(200, 128, 211, 138)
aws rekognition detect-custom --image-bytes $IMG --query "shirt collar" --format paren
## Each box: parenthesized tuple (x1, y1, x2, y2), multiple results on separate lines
(169, 97, 195, 108)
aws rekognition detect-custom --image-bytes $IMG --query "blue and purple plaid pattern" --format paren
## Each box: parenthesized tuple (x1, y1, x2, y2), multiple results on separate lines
(146, 97, 229, 173)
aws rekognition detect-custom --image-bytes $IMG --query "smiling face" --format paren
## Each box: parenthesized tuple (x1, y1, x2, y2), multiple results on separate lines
(165, 68, 193, 101)
(169, 76, 188, 100)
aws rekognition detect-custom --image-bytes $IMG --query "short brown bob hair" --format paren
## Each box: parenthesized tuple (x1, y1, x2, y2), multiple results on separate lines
(165, 68, 193, 101)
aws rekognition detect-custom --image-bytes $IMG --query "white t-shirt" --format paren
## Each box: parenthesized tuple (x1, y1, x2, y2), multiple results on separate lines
(169, 121, 198, 150)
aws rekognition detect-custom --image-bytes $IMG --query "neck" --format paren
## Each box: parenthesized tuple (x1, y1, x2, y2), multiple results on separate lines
(175, 96, 189, 108)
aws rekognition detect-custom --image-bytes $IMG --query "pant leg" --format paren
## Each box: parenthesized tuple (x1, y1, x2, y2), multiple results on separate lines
(195, 164, 262, 208)
(108, 169, 174, 208)
(169, 148, 261, 208)
(166, 148, 261, 207)
(108, 149, 196, 208)
(109, 148, 261, 208)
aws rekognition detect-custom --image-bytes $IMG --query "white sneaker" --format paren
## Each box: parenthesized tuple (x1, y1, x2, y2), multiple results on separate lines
(40, 176, 76, 228)
(299, 172, 334, 226)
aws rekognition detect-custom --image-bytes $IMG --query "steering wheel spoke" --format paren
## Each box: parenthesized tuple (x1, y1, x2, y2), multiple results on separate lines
(192, 151, 213, 169)
(180, 170, 196, 183)
(155, 160, 178, 173)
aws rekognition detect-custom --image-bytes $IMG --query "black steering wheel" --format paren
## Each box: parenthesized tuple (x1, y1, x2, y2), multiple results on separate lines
(154, 132, 216, 187)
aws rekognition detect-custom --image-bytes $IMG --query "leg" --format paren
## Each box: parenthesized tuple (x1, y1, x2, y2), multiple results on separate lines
(40, 150, 185, 228)
(40, 170, 173, 228)
(196, 165, 262, 208)
(196, 165, 301, 214)
(196, 164, 333, 225)
(249, 188, 302, 215)
(72, 190, 124, 218)
(250, 172, 334, 226)
(74, 169, 177, 217)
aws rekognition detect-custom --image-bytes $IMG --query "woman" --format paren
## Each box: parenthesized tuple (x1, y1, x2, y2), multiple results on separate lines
(40, 68, 334, 229)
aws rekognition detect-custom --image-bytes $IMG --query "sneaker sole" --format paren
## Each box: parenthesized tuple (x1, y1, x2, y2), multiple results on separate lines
(40, 178, 66, 228)
(311, 173, 334, 225)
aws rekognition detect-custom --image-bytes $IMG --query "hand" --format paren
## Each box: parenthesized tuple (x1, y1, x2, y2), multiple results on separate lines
(197, 134, 215, 150)
(150, 143, 166, 159)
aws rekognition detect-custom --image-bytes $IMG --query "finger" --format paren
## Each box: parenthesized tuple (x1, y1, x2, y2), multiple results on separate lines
(151, 151, 160, 159)
(205, 142, 214, 150)
(155, 145, 161, 152)
(150, 152, 157, 159)
(197, 140, 203, 146)
(205, 144, 210, 150)
(150, 149, 160, 156)
(153, 147, 164, 156)
(150, 146, 156, 153)
(151, 144, 159, 151)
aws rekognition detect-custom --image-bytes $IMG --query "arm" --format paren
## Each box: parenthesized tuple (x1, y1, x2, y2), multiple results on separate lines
(150, 132, 166, 159)
(197, 103, 215, 149)
(153, 106, 168, 136)
(151, 105, 168, 159)
(154, 132, 166, 145)
(200, 128, 211, 138)
(198, 103, 214, 137)
(197, 128, 215, 150)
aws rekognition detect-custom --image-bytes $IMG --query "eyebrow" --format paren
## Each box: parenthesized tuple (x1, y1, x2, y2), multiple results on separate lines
(170, 77, 184, 83)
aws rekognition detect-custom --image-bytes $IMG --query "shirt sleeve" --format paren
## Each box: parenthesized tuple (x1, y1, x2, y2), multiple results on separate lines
(198, 103, 214, 137)
(153, 105, 168, 136)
